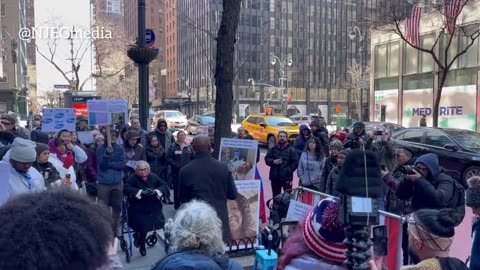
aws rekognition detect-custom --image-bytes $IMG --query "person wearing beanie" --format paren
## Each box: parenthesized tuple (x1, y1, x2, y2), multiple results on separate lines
(123, 129, 146, 181)
(76, 115, 90, 131)
(466, 176, 480, 269)
(278, 197, 347, 270)
(396, 153, 455, 212)
(343, 121, 373, 150)
(325, 148, 351, 196)
(400, 208, 468, 270)
(309, 119, 329, 156)
(32, 143, 62, 188)
(319, 139, 343, 193)
(0, 138, 45, 203)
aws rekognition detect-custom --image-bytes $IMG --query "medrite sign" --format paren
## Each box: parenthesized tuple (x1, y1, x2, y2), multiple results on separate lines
(408, 106, 464, 116)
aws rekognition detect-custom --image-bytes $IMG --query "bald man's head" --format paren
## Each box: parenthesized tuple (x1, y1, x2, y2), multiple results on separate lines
(193, 135, 211, 153)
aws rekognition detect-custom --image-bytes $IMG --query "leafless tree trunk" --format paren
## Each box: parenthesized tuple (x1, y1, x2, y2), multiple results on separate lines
(213, 0, 242, 155)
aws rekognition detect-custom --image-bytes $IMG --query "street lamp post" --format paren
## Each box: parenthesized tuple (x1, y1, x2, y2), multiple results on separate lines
(270, 54, 292, 114)
(349, 26, 366, 121)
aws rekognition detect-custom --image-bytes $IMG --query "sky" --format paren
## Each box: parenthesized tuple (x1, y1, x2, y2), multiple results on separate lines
(35, 0, 94, 95)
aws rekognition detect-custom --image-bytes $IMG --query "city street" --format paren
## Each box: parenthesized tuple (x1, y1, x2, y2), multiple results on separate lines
(118, 139, 473, 269)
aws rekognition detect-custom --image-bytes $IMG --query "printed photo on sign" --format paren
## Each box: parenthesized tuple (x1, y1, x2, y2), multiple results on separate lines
(218, 138, 258, 181)
(87, 99, 128, 126)
(226, 180, 260, 249)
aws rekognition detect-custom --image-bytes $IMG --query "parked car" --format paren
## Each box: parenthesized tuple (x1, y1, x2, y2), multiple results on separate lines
(129, 108, 155, 121)
(186, 115, 215, 137)
(391, 127, 480, 187)
(242, 113, 299, 149)
(330, 121, 405, 142)
(203, 111, 237, 124)
(152, 110, 188, 129)
(289, 114, 320, 125)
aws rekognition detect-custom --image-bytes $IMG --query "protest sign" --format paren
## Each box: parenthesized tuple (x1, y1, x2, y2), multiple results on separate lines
(87, 99, 128, 126)
(41, 108, 76, 132)
(227, 180, 260, 249)
(219, 138, 258, 181)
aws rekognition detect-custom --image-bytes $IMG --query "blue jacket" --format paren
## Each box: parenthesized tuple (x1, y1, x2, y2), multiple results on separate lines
(96, 143, 125, 185)
(293, 124, 310, 153)
(151, 251, 243, 270)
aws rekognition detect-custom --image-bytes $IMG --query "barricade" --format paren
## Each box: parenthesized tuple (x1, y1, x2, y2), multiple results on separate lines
(293, 186, 403, 270)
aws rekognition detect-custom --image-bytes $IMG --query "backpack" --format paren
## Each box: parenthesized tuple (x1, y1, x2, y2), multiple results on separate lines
(446, 179, 466, 227)
(266, 191, 291, 225)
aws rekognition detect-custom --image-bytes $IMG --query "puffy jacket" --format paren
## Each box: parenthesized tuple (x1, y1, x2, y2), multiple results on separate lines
(396, 153, 455, 211)
(151, 251, 243, 270)
(265, 143, 299, 182)
(326, 165, 342, 196)
(297, 151, 325, 187)
(96, 143, 125, 185)
(293, 124, 310, 153)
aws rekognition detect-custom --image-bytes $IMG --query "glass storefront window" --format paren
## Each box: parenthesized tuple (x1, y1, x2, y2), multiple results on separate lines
(388, 42, 400, 76)
(404, 44, 418, 75)
(310, 88, 327, 101)
(420, 34, 435, 73)
(375, 44, 387, 78)
(403, 73, 433, 90)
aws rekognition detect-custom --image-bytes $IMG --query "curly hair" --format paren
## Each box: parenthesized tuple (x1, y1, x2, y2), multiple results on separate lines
(170, 200, 225, 256)
(0, 189, 115, 270)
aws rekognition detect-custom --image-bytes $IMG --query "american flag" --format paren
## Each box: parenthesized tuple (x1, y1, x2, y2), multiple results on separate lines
(444, 0, 463, 34)
(405, 3, 422, 46)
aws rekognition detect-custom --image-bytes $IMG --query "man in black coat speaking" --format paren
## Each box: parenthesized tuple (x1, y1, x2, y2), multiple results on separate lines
(177, 135, 238, 243)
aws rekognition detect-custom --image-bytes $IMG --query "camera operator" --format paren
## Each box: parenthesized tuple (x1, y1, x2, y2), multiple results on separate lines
(396, 153, 455, 211)
(371, 128, 395, 172)
(343, 121, 373, 150)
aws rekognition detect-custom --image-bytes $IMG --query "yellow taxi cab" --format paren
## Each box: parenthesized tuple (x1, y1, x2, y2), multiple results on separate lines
(241, 112, 299, 149)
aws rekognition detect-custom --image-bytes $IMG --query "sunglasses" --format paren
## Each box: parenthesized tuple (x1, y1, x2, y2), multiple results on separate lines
(1, 121, 12, 126)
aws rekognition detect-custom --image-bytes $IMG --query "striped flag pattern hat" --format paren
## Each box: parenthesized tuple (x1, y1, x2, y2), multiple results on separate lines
(303, 197, 347, 263)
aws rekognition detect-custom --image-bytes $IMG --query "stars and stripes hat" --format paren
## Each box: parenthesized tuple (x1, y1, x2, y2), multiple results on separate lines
(303, 197, 347, 263)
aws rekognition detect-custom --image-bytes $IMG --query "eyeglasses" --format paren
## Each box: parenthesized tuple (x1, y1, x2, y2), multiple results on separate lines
(417, 165, 429, 172)
(34, 118, 41, 121)
(1, 121, 11, 126)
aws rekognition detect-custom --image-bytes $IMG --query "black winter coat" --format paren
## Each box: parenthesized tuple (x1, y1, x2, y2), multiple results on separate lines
(178, 152, 237, 243)
(396, 170, 455, 211)
(124, 173, 169, 233)
(326, 165, 342, 197)
(265, 143, 299, 182)
(167, 142, 194, 174)
(319, 156, 337, 193)
(31, 127, 49, 144)
(146, 146, 168, 180)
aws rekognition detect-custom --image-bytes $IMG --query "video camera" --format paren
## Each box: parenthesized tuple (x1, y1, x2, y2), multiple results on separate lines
(398, 165, 419, 175)
(373, 130, 383, 136)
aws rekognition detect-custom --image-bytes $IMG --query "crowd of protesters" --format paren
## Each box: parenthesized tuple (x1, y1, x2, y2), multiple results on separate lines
(0, 111, 478, 270)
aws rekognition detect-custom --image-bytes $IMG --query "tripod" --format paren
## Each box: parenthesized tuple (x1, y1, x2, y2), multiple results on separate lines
(343, 225, 372, 270)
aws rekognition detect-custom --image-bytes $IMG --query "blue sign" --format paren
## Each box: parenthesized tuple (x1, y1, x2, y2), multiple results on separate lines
(146, 29, 155, 47)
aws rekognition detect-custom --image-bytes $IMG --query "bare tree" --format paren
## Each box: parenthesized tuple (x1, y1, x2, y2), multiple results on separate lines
(213, 0, 242, 154)
(374, 0, 480, 127)
(39, 90, 64, 107)
(343, 59, 371, 120)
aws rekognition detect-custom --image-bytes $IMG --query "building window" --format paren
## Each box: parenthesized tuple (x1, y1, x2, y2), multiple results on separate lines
(404, 44, 418, 75)
(1, 3, 5, 17)
(420, 34, 435, 73)
(375, 44, 387, 78)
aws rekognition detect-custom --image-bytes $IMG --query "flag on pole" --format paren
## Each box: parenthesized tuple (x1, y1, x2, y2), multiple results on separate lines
(444, 0, 463, 34)
(255, 167, 267, 223)
(405, 3, 422, 46)
(384, 216, 403, 270)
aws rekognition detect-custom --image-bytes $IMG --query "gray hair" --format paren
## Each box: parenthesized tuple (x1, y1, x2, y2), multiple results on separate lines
(169, 200, 225, 256)
(134, 160, 150, 171)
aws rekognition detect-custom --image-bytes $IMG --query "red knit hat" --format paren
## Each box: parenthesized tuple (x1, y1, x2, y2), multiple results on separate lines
(303, 197, 347, 263)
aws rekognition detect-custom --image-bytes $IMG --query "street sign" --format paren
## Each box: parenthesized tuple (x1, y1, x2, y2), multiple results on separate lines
(54, 84, 71, 89)
(359, 79, 369, 89)
(145, 29, 155, 48)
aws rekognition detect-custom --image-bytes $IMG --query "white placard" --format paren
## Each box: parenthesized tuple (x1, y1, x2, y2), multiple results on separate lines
(219, 138, 258, 181)
(286, 199, 314, 222)
(226, 180, 260, 249)
(41, 108, 76, 132)
(77, 131, 94, 144)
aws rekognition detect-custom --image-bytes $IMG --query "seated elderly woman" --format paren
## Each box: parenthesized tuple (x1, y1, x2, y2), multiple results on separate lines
(0, 189, 122, 270)
(151, 200, 243, 270)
